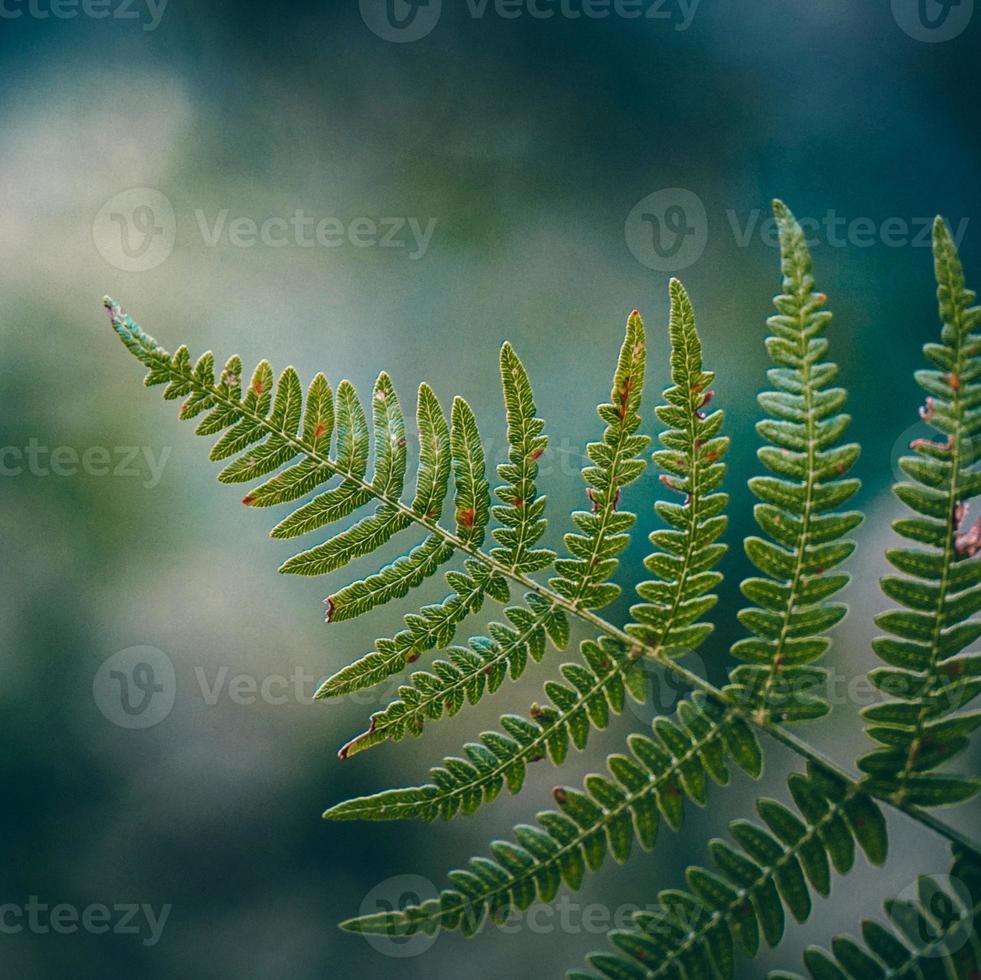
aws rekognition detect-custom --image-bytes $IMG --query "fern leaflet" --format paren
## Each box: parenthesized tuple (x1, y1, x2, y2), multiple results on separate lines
(858, 217, 981, 808)
(728, 200, 862, 724)
(770, 845, 981, 980)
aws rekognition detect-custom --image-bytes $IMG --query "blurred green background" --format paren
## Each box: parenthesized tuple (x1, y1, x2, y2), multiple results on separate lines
(1, 1, 979, 977)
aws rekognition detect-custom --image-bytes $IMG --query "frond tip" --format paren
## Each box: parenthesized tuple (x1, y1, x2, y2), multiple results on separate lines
(729, 200, 861, 724)
(627, 279, 730, 657)
(858, 216, 981, 809)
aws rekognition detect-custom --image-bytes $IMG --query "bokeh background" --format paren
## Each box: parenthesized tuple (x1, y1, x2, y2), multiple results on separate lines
(1, 1, 980, 977)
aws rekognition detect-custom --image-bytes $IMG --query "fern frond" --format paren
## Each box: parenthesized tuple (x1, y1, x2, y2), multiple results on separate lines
(728, 200, 862, 723)
(333, 314, 651, 754)
(569, 765, 887, 980)
(493, 342, 557, 574)
(335, 593, 569, 757)
(325, 637, 648, 819)
(106, 298, 533, 700)
(858, 217, 981, 809)
(627, 278, 729, 656)
(327, 289, 729, 809)
(550, 310, 651, 610)
(338, 693, 762, 937)
(318, 395, 503, 696)
(770, 846, 981, 980)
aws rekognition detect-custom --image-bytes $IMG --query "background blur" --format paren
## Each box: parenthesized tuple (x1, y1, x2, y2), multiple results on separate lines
(1, 1, 979, 977)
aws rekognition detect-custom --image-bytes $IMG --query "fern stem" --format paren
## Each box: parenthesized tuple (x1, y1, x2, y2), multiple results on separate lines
(106, 299, 981, 859)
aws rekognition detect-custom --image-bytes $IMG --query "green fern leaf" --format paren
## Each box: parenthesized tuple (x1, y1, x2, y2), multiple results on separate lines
(550, 309, 651, 610)
(338, 693, 762, 938)
(770, 846, 981, 980)
(317, 396, 501, 694)
(627, 278, 729, 656)
(493, 342, 556, 574)
(729, 199, 861, 724)
(325, 637, 649, 817)
(858, 217, 981, 808)
(569, 765, 886, 980)
(333, 313, 651, 753)
(327, 292, 728, 802)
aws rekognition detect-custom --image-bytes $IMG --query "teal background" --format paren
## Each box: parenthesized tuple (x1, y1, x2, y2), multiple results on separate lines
(1, 2, 979, 977)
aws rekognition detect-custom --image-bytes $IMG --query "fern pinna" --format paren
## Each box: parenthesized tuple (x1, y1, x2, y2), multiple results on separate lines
(857, 217, 981, 810)
(104, 200, 981, 978)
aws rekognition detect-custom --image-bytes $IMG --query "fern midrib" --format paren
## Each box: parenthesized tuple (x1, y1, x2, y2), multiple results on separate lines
(651, 387, 705, 649)
(503, 397, 540, 572)
(634, 788, 858, 980)
(391, 708, 736, 932)
(756, 283, 819, 721)
(891, 275, 966, 806)
(154, 355, 981, 858)
(570, 418, 635, 608)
